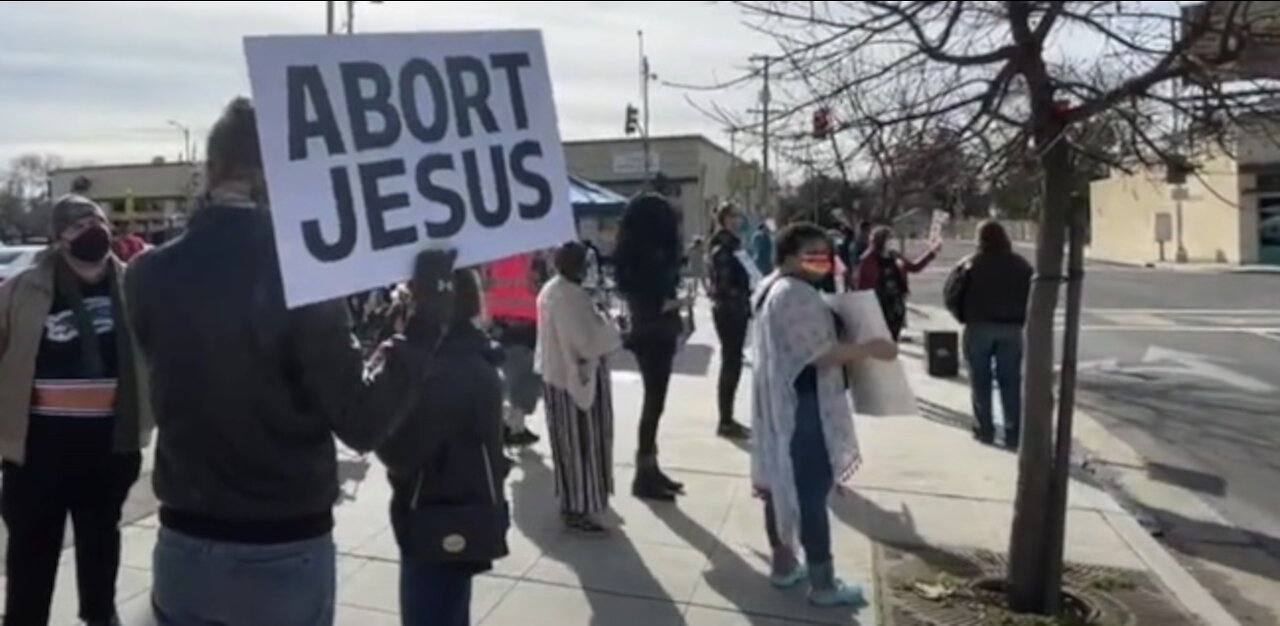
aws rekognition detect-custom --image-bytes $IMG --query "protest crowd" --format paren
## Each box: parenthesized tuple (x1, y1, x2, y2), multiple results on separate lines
(0, 75, 1037, 624)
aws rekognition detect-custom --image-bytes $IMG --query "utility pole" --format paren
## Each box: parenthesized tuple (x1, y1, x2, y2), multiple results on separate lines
(167, 120, 192, 162)
(326, 0, 335, 34)
(638, 31, 655, 185)
(346, 0, 356, 34)
(750, 55, 773, 217)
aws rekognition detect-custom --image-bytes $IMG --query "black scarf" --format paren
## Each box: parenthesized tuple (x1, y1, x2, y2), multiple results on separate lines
(53, 258, 140, 451)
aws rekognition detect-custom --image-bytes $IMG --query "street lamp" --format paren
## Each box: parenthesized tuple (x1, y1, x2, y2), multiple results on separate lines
(327, 0, 384, 35)
(167, 120, 192, 162)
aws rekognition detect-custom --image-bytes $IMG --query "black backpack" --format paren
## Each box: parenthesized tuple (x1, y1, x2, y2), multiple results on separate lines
(944, 258, 972, 324)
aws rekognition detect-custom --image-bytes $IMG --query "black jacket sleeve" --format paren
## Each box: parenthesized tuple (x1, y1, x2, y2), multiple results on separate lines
(288, 299, 427, 453)
(708, 241, 750, 307)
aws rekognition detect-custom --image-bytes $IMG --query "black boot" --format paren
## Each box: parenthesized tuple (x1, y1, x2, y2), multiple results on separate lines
(656, 467, 685, 494)
(633, 454, 677, 502)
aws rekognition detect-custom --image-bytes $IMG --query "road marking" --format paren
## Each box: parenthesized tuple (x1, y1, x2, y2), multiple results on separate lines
(1075, 326, 1280, 333)
(1253, 331, 1280, 346)
(1080, 346, 1277, 394)
(1082, 308, 1280, 315)
(1092, 312, 1178, 327)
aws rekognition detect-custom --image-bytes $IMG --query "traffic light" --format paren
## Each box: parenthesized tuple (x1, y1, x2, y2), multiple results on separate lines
(812, 106, 832, 139)
(625, 104, 640, 136)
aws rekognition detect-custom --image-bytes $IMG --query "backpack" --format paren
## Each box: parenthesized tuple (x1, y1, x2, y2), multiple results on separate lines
(944, 258, 972, 324)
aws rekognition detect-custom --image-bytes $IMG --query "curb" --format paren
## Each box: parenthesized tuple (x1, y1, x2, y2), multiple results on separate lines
(898, 328, 1242, 625)
(1104, 512, 1240, 626)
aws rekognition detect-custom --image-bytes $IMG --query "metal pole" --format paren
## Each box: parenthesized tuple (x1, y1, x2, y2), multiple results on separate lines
(639, 31, 652, 186)
(752, 55, 772, 218)
(347, 0, 355, 34)
(1043, 191, 1087, 612)
(326, 0, 335, 34)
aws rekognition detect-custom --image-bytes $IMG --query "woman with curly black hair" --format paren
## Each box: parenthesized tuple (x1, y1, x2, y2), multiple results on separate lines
(613, 194, 687, 501)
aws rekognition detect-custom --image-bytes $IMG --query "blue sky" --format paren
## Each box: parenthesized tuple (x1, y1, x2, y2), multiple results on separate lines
(0, 1, 773, 166)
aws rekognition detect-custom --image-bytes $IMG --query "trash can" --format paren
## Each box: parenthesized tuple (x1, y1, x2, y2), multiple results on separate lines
(924, 330, 960, 378)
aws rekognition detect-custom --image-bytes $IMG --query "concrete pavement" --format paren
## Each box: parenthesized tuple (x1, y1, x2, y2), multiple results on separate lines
(0, 303, 1230, 625)
(912, 239, 1280, 624)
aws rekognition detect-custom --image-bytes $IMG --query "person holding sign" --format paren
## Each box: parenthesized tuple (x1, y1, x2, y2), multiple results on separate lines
(706, 203, 754, 441)
(614, 194, 686, 502)
(126, 99, 454, 626)
(751, 224, 896, 608)
(854, 227, 941, 341)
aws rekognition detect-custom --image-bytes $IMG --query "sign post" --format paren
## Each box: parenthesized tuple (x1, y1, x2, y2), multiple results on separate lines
(245, 30, 575, 308)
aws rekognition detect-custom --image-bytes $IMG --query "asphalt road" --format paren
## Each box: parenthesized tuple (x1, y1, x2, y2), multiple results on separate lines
(908, 240, 1280, 559)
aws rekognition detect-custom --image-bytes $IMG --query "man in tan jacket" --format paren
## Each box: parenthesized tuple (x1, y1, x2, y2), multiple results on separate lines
(0, 195, 153, 626)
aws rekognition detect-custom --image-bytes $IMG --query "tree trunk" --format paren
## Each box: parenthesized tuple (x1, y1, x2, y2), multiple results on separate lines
(1006, 127, 1071, 614)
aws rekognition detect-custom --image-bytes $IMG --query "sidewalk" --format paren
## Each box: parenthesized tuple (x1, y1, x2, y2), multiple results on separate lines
(5, 305, 1232, 625)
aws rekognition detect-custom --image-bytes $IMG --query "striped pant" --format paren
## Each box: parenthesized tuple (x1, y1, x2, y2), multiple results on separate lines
(543, 367, 614, 516)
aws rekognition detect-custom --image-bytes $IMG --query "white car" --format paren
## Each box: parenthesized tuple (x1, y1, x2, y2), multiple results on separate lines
(0, 246, 43, 285)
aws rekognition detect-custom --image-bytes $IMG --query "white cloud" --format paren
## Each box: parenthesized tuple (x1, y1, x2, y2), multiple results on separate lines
(0, 0, 773, 166)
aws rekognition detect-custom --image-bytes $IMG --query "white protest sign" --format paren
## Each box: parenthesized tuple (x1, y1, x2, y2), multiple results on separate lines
(734, 250, 764, 289)
(826, 291, 918, 417)
(929, 210, 950, 242)
(245, 31, 575, 308)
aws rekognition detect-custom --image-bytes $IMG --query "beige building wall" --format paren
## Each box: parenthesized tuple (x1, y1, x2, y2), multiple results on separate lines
(1090, 151, 1244, 264)
(49, 162, 201, 227)
(564, 135, 742, 243)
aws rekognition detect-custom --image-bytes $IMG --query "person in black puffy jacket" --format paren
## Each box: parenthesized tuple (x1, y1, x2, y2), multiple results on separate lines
(950, 221, 1032, 448)
(378, 268, 510, 626)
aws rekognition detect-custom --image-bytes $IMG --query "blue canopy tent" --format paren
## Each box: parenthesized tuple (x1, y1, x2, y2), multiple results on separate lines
(569, 175, 628, 218)
(568, 176, 628, 259)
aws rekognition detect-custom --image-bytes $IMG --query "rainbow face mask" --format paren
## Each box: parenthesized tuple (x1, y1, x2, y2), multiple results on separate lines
(799, 253, 833, 276)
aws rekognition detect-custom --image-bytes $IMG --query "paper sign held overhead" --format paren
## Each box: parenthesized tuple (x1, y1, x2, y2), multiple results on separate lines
(245, 30, 576, 308)
(928, 210, 950, 243)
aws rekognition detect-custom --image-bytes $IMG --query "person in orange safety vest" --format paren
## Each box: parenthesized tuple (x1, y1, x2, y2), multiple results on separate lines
(484, 251, 550, 446)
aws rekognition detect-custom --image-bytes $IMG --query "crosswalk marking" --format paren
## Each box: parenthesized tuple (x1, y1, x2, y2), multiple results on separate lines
(1092, 312, 1178, 327)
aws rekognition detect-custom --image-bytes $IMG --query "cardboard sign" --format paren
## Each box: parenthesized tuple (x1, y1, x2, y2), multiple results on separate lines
(826, 291, 918, 417)
(245, 31, 575, 308)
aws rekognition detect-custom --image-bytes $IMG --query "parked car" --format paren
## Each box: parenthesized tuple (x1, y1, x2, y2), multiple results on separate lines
(0, 245, 42, 285)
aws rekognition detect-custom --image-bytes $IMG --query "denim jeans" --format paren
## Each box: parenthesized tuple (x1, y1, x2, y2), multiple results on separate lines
(763, 391, 834, 574)
(964, 323, 1024, 440)
(400, 559, 473, 626)
(501, 344, 542, 416)
(151, 528, 336, 626)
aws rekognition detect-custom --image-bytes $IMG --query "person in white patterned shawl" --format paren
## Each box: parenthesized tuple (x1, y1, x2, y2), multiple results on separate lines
(750, 223, 897, 608)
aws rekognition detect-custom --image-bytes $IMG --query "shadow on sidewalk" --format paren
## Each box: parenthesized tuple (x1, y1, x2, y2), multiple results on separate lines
(829, 490, 980, 578)
(511, 452, 686, 626)
(648, 502, 863, 625)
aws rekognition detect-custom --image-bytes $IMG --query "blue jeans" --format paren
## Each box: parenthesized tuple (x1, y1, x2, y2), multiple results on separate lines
(502, 344, 543, 415)
(400, 559, 473, 626)
(763, 391, 834, 570)
(151, 528, 336, 626)
(964, 324, 1024, 440)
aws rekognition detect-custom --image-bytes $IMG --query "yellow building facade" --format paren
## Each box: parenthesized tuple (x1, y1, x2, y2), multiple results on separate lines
(1089, 127, 1280, 266)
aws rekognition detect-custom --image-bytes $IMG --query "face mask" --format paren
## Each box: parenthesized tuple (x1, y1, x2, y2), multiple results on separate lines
(68, 226, 111, 264)
(799, 254, 833, 277)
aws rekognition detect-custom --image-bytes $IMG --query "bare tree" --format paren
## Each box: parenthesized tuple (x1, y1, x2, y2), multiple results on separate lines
(6, 153, 63, 205)
(727, 0, 1280, 615)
